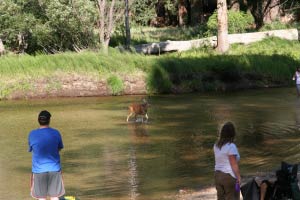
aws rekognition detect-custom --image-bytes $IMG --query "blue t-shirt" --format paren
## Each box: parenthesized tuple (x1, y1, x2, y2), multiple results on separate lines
(28, 127, 63, 173)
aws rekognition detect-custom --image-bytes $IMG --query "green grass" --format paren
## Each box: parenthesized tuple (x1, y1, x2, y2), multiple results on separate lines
(0, 37, 299, 99)
(258, 21, 298, 32)
(111, 22, 297, 46)
(111, 26, 206, 46)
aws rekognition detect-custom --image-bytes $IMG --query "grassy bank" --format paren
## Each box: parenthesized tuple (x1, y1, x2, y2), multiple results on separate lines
(148, 37, 298, 93)
(0, 37, 299, 99)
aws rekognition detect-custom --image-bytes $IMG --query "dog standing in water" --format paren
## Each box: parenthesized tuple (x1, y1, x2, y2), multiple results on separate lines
(126, 99, 149, 123)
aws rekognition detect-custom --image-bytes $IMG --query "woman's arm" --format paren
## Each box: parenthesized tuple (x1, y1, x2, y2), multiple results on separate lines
(229, 155, 241, 184)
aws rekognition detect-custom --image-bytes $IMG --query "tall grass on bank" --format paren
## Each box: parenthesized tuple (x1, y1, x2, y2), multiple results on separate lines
(0, 49, 153, 77)
(0, 37, 299, 99)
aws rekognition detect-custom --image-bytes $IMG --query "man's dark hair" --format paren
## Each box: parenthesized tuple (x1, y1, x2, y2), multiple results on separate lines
(216, 122, 236, 149)
(38, 110, 51, 125)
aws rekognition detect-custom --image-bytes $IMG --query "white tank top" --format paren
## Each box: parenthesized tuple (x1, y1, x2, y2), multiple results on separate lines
(296, 71, 300, 85)
(214, 143, 240, 178)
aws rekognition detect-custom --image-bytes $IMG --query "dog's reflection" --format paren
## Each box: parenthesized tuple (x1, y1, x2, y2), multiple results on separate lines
(128, 123, 149, 144)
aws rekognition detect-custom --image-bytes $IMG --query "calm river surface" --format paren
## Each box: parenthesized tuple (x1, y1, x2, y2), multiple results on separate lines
(1, 88, 300, 199)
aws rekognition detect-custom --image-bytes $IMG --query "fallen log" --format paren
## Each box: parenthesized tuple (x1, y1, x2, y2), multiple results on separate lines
(134, 28, 299, 54)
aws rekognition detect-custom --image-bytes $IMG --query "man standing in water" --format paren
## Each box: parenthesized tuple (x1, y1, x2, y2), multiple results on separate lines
(28, 110, 65, 200)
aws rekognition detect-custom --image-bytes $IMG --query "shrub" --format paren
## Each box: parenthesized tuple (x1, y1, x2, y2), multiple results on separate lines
(206, 10, 255, 36)
(107, 75, 124, 95)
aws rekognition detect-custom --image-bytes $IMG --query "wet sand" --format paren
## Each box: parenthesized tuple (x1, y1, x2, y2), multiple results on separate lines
(176, 187, 218, 200)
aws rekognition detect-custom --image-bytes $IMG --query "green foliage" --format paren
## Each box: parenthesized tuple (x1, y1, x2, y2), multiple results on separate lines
(206, 10, 255, 36)
(0, 0, 97, 53)
(259, 20, 295, 31)
(0, 1, 37, 51)
(107, 75, 124, 95)
(36, 0, 97, 52)
(164, 0, 177, 15)
(131, 0, 156, 26)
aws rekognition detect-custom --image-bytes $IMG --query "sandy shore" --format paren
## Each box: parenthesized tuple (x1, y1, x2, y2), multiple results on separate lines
(173, 187, 246, 200)
(175, 187, 218, 200)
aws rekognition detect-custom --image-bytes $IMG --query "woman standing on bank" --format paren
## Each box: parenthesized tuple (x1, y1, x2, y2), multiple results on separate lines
(292, 67, 300, 97)
(214, 122, 241, 200)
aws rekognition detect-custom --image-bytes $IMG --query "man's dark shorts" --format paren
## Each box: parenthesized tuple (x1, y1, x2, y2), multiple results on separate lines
(31, 171, 65, 199)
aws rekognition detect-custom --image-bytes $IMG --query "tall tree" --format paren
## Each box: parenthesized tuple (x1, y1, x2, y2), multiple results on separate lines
(96, 0, 124, 51)
(216, 0, 229, 53)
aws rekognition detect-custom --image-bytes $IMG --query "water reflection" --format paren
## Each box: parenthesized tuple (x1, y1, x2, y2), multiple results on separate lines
(127, 123, 149, 200)
(128, 146, 139, 200)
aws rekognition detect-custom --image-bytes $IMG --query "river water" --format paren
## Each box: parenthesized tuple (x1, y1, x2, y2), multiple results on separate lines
(0, 88, 300, 199)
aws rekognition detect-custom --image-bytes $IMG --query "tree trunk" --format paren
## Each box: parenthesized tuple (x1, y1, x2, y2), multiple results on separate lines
(96, 0, 124, 52)
(246, 0, 281, 28)
(97, 0, 106, 48)
(0, 39, 4, 55)
(217, 0, 229, 53)
(263, 0, 280, 23)
(178, 0, 187, 26)
(125, 0, 131, 49)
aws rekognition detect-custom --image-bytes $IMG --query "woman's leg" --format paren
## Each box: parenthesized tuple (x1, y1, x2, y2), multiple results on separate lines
(215, 171, 239, 200)
(222, 173, 239, 200)
(215, 171, 226, 200)
(296, 84, 300, 96)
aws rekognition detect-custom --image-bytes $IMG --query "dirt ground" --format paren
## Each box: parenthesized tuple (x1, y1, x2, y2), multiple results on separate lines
(173, 187, 245, 200)
(175, 187, 218, 200)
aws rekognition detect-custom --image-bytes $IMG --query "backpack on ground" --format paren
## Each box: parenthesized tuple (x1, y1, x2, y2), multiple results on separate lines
(271, 162, 300, 200)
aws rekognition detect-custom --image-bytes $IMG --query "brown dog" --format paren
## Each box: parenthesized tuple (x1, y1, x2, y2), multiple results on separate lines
(126, 99, 149, 122)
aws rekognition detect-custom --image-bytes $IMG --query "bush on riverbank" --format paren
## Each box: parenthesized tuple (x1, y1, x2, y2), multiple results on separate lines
(147, 37, 297, 93)
(0, 37, 298, 99)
